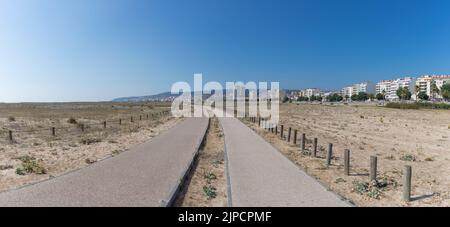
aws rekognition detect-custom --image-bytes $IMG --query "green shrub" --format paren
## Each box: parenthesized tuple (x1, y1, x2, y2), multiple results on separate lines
(400, 154, 416, 162)
(16, 156, 47, 175)
(8, 116, 15, 122)
(203, 185, 217, 199)
(67, 117, 77, 124)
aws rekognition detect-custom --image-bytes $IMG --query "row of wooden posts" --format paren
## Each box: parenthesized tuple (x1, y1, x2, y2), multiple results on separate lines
(5, 111, 170, 143)
(247, 116, 413, 202)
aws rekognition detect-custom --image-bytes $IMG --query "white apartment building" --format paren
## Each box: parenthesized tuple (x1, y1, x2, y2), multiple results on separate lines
(415, 75, 450, 99)
(341, 81, 375, 99)
(379, 77, 416, 101)
(341, 86, 354, 98)
(375, 80, 392, 95)
(300, 88, 321, 98)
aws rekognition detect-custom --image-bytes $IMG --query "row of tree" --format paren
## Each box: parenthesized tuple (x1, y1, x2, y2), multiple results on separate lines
(284, 83, 450, 103)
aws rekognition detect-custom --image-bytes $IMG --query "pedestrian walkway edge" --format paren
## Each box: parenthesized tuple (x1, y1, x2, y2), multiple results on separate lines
(161, 117, 211, 207)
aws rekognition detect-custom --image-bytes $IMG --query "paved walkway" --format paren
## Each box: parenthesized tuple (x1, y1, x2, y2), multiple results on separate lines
(219, 117, 350, 207)
(0, 117, 209, 207)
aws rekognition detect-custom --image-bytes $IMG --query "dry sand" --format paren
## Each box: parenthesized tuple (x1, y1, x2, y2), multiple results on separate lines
(175, 117, 227, 207)
(244, 103, 450, 207)
(0, 102, 182, 193)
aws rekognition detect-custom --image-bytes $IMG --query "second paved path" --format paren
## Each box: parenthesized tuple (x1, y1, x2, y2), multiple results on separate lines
(219, 117, 350, 207)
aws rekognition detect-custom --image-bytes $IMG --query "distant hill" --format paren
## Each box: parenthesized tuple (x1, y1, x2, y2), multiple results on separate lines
(112, 89, 288, 102)
(112, 92, 177, 102)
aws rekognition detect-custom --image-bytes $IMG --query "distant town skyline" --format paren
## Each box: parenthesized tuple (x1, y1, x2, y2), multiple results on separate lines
(2, 0, 450, 102)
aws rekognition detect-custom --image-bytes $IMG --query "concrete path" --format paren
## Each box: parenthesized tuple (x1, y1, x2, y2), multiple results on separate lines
(0, 117, 209, 207)
(219, 117, 350, 207)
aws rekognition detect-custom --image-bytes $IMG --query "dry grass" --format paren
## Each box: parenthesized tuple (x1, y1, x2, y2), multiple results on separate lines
(243, 103, 450, 207)
(0, 102, 181, 192)
(175, 117, 227, 207)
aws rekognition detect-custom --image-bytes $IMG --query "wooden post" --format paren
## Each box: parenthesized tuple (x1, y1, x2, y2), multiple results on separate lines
(131, 116, 134, 123)
(344, 149, 350, 176)
(258, 118, 261, 127)
(147, 114, 149, 119)
(313, 138, 318, 157)
(280, 125, 284, 139)
(287, 127, 291, 142)
(275, 125, 278, 135)
(52, 127, 56, 136)
(403, 165, 412, 202)
(140, 115, 142, 121)
(293, 130, 298, 144)
(370, 156, 378, 182)
(81, 124, 85, 132)
(119, 119, 122, 125)
(301, 133, 306, 151)
(326, 143, 333, 167)
(103, 121, 107, 129)
(8, 130, 13, 142)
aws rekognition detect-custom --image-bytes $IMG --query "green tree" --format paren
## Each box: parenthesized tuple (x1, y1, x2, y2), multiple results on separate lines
(431, 81, 440, 99)
(417, 91, 429, 101)
(396, 87, 412, 100)
(357, 92, 369, 101)
(441, 84, 450, 101)
(376, 93, 385, 100)
(351, 94, 358, 101)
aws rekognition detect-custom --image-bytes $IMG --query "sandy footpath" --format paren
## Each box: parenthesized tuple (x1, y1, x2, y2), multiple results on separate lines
(244, 103, 450, 207)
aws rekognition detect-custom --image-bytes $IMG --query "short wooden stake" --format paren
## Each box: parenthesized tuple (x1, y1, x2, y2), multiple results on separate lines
(8, 130, 13, 142)
(313, 138, 318, 157)
(301, 133, 306, 151)
(293, 130, 298, 144)
(370, 156, 378, 182)
(326, 143, 333, 167)
(52, 127, 56, 136)
(403, 165, 412, 202)
(287, 127, 292, 142)
(344, 149, 350, 176)
(280, 125, 284, 139)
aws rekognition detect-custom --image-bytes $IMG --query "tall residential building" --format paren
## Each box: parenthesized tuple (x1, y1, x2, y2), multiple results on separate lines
(375, 80, 393, 95)
(341, 86, 354, 98)
(415, 75, 450, 99)
(341, 81, 375, 99)
(300, 88, 321, 98)
(380, 77, 416, 100)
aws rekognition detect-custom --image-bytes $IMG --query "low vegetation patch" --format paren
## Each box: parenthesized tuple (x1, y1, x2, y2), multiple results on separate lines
(80, 137, 102, 145)
(16, 156, 47, 175)
(400, 154, 416, 162)
(203, 185, 217, 199)
(8, 116, 16, 122)
(386, 102, 450, 110)
(67, 117, 77, 124)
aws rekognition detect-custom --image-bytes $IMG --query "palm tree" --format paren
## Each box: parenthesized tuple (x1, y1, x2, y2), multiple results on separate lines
(431, 81, 440, 100)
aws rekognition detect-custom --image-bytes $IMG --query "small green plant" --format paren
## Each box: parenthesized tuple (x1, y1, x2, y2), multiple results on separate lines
(8, 116, 15, 122)
(352, 181, 382, 199)
(400, 154, 416, 162)
(80, 137, 102, 145)
(16, 156, 47, 175)
(204, 171, 217, 184)
(67, 117, 77, 124)
(425, 157, 434, 162)
(203, 185, 217, 199)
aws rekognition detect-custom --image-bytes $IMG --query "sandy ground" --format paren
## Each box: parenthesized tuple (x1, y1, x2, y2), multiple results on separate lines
(175, 117, 227, 207)
(0, 102, 182, 193)
(243, 103, 450, 207)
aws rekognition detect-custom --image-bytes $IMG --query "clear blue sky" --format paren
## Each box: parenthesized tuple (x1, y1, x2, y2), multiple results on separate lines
(1, 0, 450, 102)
